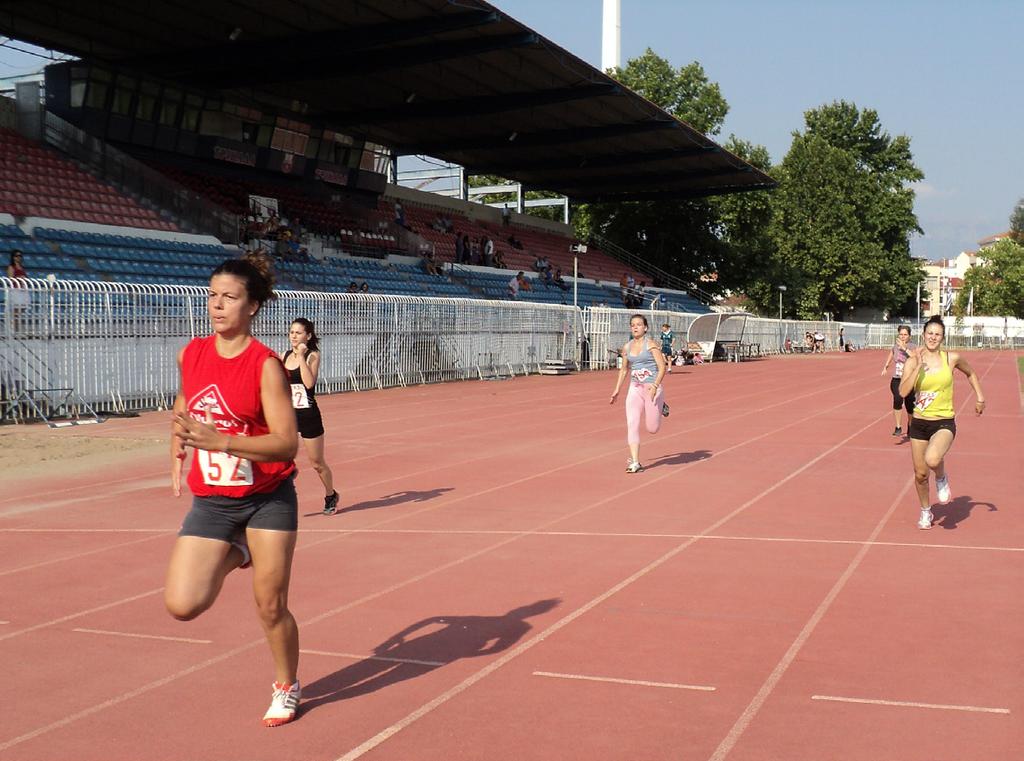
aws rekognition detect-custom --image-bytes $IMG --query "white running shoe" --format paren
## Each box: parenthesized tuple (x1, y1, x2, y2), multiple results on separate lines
(917, 509, 934, 530)
(935, 475, 951, 505)
(263, 680, 301, 727)
(625, 461, 643, 474)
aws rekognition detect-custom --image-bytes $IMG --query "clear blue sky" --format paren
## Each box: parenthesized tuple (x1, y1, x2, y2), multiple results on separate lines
(496, 0, 1023, 260)
(3, 1, 1021, 260)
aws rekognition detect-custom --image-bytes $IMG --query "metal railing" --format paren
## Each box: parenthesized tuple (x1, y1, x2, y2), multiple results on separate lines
(587, 232, 717, 303)
(1, 277, 578, 413)
(4, 277, 1021, 417)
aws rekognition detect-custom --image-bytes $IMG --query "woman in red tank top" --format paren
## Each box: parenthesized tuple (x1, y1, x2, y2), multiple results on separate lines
(166, 251, 304, 727)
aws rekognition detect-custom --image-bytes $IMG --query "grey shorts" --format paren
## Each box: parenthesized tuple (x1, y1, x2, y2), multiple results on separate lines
(180, 474, 298, 542)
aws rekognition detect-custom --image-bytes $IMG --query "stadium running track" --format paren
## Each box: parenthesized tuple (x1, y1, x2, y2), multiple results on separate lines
(1, 350, 1021, 761)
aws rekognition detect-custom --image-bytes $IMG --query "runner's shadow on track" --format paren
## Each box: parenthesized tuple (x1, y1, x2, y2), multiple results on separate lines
(932, 495, 996, 530)
(645, 450, 712, 470)
(299, 598, 561, 715)
(306, 487, 454, 517)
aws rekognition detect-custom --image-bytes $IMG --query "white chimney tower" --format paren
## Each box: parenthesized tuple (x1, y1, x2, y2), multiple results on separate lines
(602, 0, 621, 73)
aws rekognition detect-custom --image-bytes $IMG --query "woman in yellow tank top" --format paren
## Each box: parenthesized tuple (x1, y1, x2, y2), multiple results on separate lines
(898, 316, 986, 529)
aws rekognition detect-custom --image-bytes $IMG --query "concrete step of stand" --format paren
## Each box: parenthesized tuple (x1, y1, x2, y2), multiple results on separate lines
(539, 359, 575, 375)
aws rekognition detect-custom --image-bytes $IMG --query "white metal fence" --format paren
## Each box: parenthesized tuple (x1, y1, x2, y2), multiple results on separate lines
(3, 277, 1020, 418)
(1, 278, 577, 413)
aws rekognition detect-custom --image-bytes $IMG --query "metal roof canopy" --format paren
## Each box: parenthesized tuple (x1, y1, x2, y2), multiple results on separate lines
(0, 0, 775, 201)
(687, 312, 749, 348)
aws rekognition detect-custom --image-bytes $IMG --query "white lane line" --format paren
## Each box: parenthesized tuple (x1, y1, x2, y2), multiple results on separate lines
(708, 354, 1003, 761)
(335, 394, 893, 761)
(72, 628, 211, 645)
(0, 588, 164, 643)
(811, 694, 1010, 714)
(2, 527, 1021, 555)
(349, 371, 882, 541)
(0, 533, 172, 577)
(297, 528, 1024, 554)
(0, 620, 9, 625)
(533, 671, 715, 692)
(708, 482, 912, 761)
(301, 649, 445, 667)
(0, 373, 883, 752)
(0, 529, 167, 532)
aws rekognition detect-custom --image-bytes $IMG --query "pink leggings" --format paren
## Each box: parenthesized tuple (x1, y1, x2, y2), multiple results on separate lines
(626, 382, 664, 445)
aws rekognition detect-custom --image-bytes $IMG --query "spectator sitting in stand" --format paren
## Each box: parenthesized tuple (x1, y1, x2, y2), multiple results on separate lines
(552, 268, 569, 291)
(533, 254, 550, 275)
(493, 248, 506, 269)
(275, 229, 292, 259)
(393, 201, 406, 228)
(542, 267, 555, 287)
(346, 281, 359, 293)
(422, 246, 442, 276)
(507, 234, 524, 250)
(359, 282, 370, 294)
(507, 272, 521, 299)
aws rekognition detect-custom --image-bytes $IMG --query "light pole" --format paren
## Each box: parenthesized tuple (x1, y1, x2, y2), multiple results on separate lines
(570, 243, 587, 365)
(777, 285, 787, 352)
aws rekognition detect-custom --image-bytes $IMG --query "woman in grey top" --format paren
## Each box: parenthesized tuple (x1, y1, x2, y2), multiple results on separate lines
(609, 314, 669, 472)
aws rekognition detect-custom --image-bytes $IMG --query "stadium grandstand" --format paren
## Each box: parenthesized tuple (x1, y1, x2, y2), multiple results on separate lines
(0, 0, 781, 420)
(0, 0, 770, 304)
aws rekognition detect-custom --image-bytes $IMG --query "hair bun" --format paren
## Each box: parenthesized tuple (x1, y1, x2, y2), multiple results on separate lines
(242, 249, 276, 292)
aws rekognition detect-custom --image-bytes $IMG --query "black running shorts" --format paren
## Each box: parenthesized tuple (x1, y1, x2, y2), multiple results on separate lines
(908, 416, 956, 442)
(296, 406, 325, 439)
(180, 474, 298, 541)
(890, 376, 914, 415)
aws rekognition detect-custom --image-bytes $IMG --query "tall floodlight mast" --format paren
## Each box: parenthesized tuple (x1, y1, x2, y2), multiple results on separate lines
(602, 0, 621, 73)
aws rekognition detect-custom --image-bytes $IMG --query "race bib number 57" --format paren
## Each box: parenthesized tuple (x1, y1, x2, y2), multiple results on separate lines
(198, 449, 254, 487)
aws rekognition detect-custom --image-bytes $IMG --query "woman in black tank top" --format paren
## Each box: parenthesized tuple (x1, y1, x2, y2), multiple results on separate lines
(282, 318, 339, 514)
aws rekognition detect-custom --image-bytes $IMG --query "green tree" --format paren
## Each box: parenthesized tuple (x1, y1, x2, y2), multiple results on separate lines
(1010, 198, 1024, 242)
(575, 49, 731, 288)
(609, 48, 728, 134)
(954, 238, 1024, 317)
(769, 101, 924, 319)
(711, 137, 779, 311)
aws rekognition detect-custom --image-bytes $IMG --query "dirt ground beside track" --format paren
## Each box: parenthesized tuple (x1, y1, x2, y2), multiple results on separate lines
(0, 424, 166, 483)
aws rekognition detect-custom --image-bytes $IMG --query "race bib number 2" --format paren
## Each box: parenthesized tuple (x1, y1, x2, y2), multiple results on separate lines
(199, 449, 253, 487)
(291, 383, 310, 409)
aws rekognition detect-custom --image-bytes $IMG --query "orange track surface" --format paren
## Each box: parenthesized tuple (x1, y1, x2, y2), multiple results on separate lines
(2, 351, 1021, 761)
